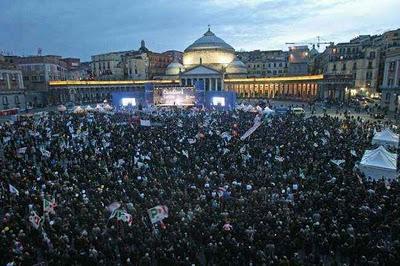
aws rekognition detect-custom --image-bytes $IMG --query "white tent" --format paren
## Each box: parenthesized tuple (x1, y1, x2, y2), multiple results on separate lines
(372, 128, 399, 148)
(85, 105, 94, 112)
(359, 146, 398, 180)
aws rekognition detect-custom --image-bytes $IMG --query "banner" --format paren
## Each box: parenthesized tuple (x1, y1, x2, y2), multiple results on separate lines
(148, 205, 168, 224)
(240, 121, 262, 140)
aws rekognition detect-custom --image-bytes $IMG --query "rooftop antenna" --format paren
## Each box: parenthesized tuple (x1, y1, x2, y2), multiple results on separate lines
(37, 48, 42, 56)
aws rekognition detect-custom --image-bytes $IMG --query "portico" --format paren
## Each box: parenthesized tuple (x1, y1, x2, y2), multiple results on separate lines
(180, 65, 224, 91)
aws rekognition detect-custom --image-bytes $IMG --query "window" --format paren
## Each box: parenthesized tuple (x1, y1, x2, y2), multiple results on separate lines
(107, 62, 110, 69)
(366, 72, 372, 79)
(2, 96, 8, 105)
(368, 61, 373, 69)
(279, 63, 282, 67)
(369, 52, 375, 59)
(273, 63, 276, 67)
(332, 64, 337, 71)
(388, 79, 394, 86)
(353, 62, 357, 70)
(23, 76, 29, 81)
(389, 62, 396, 71)
(342, 63, 346, 70)
(386, 93, 391, 101)
(15, 95, 20, 104)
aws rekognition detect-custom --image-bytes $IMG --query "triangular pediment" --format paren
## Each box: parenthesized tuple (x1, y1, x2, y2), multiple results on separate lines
(181, 65, 221, 76)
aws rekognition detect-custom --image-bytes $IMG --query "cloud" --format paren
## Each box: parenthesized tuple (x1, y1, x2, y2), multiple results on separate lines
(0, 0, 399, 60)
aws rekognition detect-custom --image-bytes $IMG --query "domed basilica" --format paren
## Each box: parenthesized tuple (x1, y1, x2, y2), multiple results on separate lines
(165, 27, 247, 91)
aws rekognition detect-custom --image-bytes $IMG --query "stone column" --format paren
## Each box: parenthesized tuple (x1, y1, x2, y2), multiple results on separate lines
(209, 78, 212, 91)
(6, 73, 11, 90)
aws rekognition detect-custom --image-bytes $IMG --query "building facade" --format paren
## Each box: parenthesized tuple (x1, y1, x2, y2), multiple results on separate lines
(380, 47, 400, 111)
(0, 58, 26, 110)
(91, 51, 127, 80)
(90, 41, 182, 81)
(316, 29, 400, 100)
(4, 55, 68, 107)
(237, 50, 289, 77)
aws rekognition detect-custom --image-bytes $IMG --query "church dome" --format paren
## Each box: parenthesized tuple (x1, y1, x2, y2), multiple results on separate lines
(183, 28, 236, 69)
(165, 61, 185, 75)
(184, 28, 235, 53)
(226, 58, 247, 74)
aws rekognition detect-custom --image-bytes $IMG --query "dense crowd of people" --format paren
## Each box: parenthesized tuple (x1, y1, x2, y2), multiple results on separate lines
(1, 106, 400, 265)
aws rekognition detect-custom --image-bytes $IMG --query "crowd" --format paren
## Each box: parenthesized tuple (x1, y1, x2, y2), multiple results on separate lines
(1, 107, 400, 265)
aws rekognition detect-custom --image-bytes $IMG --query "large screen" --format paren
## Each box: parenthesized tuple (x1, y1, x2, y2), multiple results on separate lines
(121, 98, 136, 106)
(212, 97, 225, 106)
(154, 87, 196, 106)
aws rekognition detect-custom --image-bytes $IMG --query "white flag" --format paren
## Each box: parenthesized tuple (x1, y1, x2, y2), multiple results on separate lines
(9, 184, 19, 196)
(17, 147, 27, 154)
(41, 149, 51, 158)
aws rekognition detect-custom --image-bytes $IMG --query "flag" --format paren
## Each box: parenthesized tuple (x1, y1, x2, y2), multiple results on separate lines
(240, 121, 262, 140)
(29, 211, 41, 229)
(17, 147, 27, 154)
(217, 187, 226, 198)
(110, 209, 133, 226)
(140, 119, 151, 127)
(188, 138, 196, 144)
(107, 202, 121, 213)
(9, 184, 19, 196)
(148, 205, 168, 224)
(43, 198, 56, 214)
(40, 149, 51, 158)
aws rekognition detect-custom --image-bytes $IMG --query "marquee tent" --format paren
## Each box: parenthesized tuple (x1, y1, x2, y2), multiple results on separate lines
(372, 128, 399, 148)
(359, 146, 398, 180)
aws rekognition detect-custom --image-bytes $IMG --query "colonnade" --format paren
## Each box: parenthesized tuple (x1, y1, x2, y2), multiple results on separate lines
(225, 82, 319, 99)
(181, 77, 223, 91)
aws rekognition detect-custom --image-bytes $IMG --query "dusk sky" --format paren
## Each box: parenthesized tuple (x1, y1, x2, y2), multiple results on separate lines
(1, 0, 399, 61)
